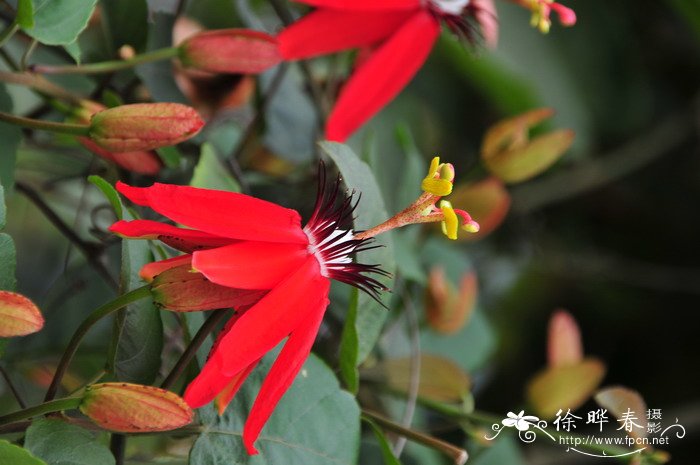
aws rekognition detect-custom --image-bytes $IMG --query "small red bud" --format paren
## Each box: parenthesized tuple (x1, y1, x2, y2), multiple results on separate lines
(88, 103, 204, 152)
(179, 29, 281, 74)
(79, 383, 193, 432)
(0, 290, 44, 337)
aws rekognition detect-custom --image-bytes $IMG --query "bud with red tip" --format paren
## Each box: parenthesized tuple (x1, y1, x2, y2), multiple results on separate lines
(88, 103, 205, 152)
(0, 290, 44, 337)
(79, 383, 193, 432)
(179, 29, 281, 74)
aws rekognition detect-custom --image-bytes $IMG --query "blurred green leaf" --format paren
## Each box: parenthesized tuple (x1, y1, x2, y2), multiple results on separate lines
(135, 13, 187, 103)
(16, 0, 34, 29)
(24, 418, 115, 465)
(320, 141, 396, 364)
(190, 143, 240, 192)
(0, 182, 5, 229)
(23, 0, 98, 45)
(364, 418, 402, 465)
(101, 0, 149, 53)
(0, 84, 21, 191)
(190, 352, 360, 465)
(470, 436, 525, 465)
(0, 440, 46, 465)
(63, 40, 81, 64)
(156, 145, 183, 169)
(339, 288, 360, 394)
(87, 175, 123, 220)
(101, 184, 163, 384)
(527, 358, 606, 419)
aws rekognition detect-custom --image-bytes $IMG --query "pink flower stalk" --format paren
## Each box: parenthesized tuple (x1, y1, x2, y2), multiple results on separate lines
(109, 158, 477, 454)
(277, 0, 498, 142)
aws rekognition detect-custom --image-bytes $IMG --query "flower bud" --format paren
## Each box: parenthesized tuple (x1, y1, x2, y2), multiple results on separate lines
(88, 103, 205, 152)
(79, 383, 193, 432)
(151, 264, 266, 312)
(0, 290, 44, 337)
(72, 102, 163, 175)
(425, 268, 477, 334)
(179, 29, 281, 74)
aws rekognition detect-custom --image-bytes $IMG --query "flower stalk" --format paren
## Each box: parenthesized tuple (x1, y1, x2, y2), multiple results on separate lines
(0, 110, 90, 136)
(44, 285, 152, 402)
(32, 47, 180, 75)
(0, 397, 82, 426)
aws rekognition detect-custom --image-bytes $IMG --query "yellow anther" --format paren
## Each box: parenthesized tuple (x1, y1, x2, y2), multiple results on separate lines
(462, 220, 480, 234)
(421, 156, 453, 196)
(440, 200, 459, 240)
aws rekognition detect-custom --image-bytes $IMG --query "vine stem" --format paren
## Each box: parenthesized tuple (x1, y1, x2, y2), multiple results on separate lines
(362, 409, 468, 465)
(160, 309, 229, 390)
(0, 110, 89, 135)
(44, 285, 152, 402)
(0, 397, 82, 426)
(0, 20, 18, 48)
(32, 47, 180, 75)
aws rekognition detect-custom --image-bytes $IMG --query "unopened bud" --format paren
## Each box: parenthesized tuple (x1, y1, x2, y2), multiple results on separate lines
(179, 29, 281, 74)
(88, 103, 204, 152)
(0, 291, 44, 337)
(151, 264, 266, 312)
(79, 383, 193, 432)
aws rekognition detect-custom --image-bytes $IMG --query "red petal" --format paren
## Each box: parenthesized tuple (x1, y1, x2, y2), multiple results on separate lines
(115, 182, 307, 244)
(215, 359, 261, 415)
(192, 241, 309, 290)
(214, 256, 329, 378)
(292, 0, 420, 10)
(183, 356, 231, 408)
(325, 11, 439, 141)
(278, 9, 413, 59)
(110, 219, 234, 252)
(139, 255, 192, 281)
(243, 295, 328, 454)
(79, 138, 162, 175)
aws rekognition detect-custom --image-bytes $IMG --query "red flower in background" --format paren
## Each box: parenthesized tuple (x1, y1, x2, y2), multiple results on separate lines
(109, 173, 386, 454)
(277, 0, 499, 142)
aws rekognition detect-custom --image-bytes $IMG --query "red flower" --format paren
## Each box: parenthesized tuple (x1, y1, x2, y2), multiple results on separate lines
(277, 0, 498, 142)
(109, 173, 386, 454)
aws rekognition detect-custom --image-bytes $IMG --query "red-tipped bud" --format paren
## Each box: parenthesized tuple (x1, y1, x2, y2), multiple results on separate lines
(88, 103, 204, 152)
(179, 29, 281, 74)
(72, 101, 163, 174)
(0, 290, 44, 337)
(151, 264, 266, 312)
(79, 383, 193, 432)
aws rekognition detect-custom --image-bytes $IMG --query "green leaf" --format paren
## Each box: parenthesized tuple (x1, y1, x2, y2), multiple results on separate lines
(190, 352, 360, 465)
(0, 440, 47, 465)
(24, 418, 115, 465)
(87, 175, 123, 220)
(97, 180, 162, 384)
(156, 146, 182, 169)
(101, 0, 149, 53)
(24, 0, 98, 45)
(0, 233, 17, 291)
(16, 0, 35, 29)
(338, 288, 360, 394)
(320, 141, 396, 365)
(135, 13, 187, 103)
(0, 84, 22, 191)
(63, 40, 81, 64)
(364, 418, 402, 465)
(190, 143, 241, 192)
(0, 182, 5, 230)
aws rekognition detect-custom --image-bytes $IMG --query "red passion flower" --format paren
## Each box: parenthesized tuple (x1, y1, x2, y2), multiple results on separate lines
(277, 0, 498, 142)
(109, 157, 477, 454)
(109, 171, 386, 454)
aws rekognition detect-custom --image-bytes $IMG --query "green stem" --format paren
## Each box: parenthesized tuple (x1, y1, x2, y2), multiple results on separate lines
(362, 409, 468, 465)
(0, 110, 90, 135)
(0, 397, 82, 426)
(32, 47, 180, 75)
(0, 70, 86, 104)
(44, 285, 152, 402)
(0, 21, 19, 48)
